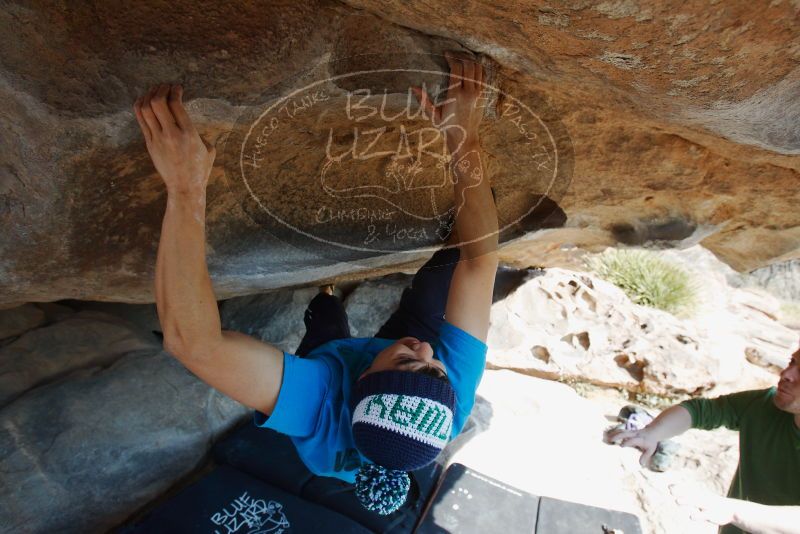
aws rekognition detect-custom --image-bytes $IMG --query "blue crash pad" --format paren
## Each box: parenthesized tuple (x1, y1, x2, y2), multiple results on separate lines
(123, 465, 370, 534)
(212, 422, 441, 532)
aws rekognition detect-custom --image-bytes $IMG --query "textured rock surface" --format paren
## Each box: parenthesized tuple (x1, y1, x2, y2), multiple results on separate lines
(1, 1, 798, 305)
(219, 274, 411, 350)
(735, 258, 800, 302)
(487, 246, 796, 395)
(70, 301, 163, 334)
(0, 350, 248, 534)
(658, 246, 800, 372)
(0, 310, 160, 407)
(344, 274, 410, 337)
(0, 304, 45, 341)
(487, 267, 730, 395)
(220, 287, 319, 353)
(34, 302, 76, 323)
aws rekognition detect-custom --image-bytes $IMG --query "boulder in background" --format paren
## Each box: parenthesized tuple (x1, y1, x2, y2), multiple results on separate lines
(0, 310, 160, 407)
(0, 350, 248, 534)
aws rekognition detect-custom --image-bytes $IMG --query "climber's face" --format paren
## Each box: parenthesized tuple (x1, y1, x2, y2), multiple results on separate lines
(774, 343, 800, 415)
(359, 337, 447, 381)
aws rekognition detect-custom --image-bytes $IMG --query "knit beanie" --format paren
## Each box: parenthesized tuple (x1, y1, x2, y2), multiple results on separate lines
(350, 370, 455, 515)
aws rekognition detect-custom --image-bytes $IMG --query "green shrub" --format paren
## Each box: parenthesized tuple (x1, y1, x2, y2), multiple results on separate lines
(588, 249, 697, 315)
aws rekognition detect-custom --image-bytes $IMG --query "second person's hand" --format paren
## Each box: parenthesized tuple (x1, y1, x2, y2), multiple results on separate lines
(605, 427, 659, 467)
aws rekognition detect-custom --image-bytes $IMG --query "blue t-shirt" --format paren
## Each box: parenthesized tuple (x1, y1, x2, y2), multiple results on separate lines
(254, 322, 487, 483)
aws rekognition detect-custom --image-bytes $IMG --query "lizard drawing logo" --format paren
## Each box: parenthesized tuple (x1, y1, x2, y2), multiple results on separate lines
(231, 58, 571, 258)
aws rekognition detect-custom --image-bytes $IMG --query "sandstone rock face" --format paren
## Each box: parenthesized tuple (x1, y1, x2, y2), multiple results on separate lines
(0, 310, 160, 407)
(487, 246, 796, 395)
(220, 287, 319, 353)
(71, 301, 163, 335)
(1, 1, 798, 305)
(658, 246, 799, 373)
(0, 304, 250, 533)
(0, 350, 248, 533)
(736, 259, 800, 302)
(0, 304, 45, 342)
(219, 274, 411, 349)
(344, 275, 410, 338)
(487, 267, 729, 395)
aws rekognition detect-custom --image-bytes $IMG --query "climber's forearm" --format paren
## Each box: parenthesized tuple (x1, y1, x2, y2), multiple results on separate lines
(155, 188, 223, 360)
(444, 140, 498, 341)
(678, 492, 800, 534)
(642, 405, 692, 442)
(450, 142, 498, 263)
(730, 502, 800, 534)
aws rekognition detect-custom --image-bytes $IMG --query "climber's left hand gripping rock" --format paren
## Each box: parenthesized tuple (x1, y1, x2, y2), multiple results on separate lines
(134, 84, 216, 196)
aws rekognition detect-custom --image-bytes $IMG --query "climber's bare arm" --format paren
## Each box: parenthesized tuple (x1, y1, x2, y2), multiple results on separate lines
(444, 139, 498, 342)
(134, 84, 283, 414)
(414, 53, 498, 341)
(670, 484, 800, 534)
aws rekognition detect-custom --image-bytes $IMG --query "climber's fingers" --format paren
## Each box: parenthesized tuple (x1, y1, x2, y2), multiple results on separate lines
(167, 85, 193, 132)
(133, 97, 152, 144)
(638, 443, 656, 467)
(605, 427, 635, 444)
(461, 57, 475, 91)
(149, 83, 179, 133)
(411, 86, 438, 122)
(138, 86, 162, 135)
(445, 51, 463, 92)
(620, 435, 644, 449)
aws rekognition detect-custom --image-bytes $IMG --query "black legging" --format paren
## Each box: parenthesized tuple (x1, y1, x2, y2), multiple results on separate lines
(294, 248, 460, 356)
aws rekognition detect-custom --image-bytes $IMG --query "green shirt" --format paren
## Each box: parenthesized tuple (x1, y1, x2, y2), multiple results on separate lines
(681, 388, 800, 534)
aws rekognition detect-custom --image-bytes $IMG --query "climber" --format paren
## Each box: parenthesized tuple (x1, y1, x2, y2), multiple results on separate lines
(606, 341, 800, 534)
(133, 51, 497, 515)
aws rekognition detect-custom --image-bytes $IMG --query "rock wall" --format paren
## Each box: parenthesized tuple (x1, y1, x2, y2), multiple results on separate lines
(0, 245, 795, 531)
(0, 304, 248, 533)
(488, 245, 797, 396)
(735, 258, 800, 302)
(1, 1, 799, 305)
